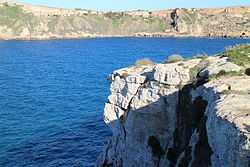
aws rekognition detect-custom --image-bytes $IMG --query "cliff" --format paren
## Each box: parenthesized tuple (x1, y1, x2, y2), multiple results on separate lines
(0, 1, 249, 39)
(96, 44, 250, 167)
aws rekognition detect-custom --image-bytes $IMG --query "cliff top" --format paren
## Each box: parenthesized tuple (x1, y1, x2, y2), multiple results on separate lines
(112, 44, 250, 88)
(98, 44, 250, 167)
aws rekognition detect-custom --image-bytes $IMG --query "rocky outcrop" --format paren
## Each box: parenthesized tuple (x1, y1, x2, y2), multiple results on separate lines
(199, 56, 243, 78)
(200, 78, 250, 167)
(171, 10, 179, 31)
(96, 46, 250, 167)
(0, 1, 249, 39)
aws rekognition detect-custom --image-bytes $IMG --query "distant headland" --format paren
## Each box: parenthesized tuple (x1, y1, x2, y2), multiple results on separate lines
(0, 1, 249, 39)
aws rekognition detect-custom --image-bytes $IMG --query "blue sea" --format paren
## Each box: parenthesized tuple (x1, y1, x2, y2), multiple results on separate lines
(0, 37, 249, 167)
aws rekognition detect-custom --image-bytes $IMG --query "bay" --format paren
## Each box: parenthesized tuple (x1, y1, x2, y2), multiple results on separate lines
(0, 37, 249, 167)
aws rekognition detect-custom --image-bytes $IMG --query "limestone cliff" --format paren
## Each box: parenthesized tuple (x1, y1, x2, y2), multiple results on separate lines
(0, 1, 249, 39)
(96, 44, 250, 167)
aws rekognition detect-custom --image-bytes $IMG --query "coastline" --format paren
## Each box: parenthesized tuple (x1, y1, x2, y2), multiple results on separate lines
(97, 44, 250, 167)
(0, 2, 249, 40)
(1, 33, 249, 40)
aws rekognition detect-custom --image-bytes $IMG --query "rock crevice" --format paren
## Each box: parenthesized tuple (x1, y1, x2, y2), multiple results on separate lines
(97, 53, 250, 167)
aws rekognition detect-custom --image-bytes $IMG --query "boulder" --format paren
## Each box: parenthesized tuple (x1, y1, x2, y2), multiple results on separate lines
(163, 54, 184, 64)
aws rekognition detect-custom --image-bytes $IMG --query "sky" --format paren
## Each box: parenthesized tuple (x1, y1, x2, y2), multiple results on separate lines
(12, 0, 250, 11)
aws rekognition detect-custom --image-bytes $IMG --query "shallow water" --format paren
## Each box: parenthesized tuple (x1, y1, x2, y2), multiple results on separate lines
(0, 37, 249, 167)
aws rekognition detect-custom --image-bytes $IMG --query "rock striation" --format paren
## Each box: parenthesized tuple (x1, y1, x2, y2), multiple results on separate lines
(0, 1, 249, 39)
(96, 45, 250, 167)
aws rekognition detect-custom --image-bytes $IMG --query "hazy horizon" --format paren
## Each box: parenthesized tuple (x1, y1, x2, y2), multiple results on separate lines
(7, 0, 250, 11)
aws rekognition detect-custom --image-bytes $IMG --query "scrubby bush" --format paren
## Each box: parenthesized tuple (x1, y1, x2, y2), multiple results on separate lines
(135, 58, 155, 66)
(178, 63, 184, 66)
(3, 2, 9, 7)
(189, 60, 210, 83)
(104, 12, 124, 19)
(194, 53, 209, 60)
(217, 69, 227, 75)
(211, 69, 245, 78)
(163, 54, 183, 64)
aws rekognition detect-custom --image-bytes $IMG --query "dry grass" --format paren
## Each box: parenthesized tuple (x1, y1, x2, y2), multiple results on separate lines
(135, 58, 155, 66)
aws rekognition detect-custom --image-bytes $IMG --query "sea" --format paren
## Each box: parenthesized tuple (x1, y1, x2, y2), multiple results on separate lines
(0, 37, 249, 167)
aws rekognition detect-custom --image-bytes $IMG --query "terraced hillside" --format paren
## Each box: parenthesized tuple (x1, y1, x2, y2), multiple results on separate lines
(0, 1, 249, 39)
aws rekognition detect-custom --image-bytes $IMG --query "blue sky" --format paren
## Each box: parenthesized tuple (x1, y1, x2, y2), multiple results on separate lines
(13, 0, 250, 11)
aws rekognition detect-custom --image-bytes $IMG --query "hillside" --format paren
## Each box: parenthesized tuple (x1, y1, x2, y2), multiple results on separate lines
(0, 1, 249, 39)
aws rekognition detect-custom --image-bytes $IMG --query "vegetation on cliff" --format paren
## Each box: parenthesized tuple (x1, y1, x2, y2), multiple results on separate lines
(222, 44, 250, 66)
(0, 1, 249, 39)
(97, 44, 250, 167)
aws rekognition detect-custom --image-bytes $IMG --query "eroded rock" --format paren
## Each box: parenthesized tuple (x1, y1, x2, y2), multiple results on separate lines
(153, 64, 190, 85)
(97, 56, 250, 167)
(199, 56, 243, 78)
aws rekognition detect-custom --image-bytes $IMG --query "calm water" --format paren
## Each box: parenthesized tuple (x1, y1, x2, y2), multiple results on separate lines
(0, 37, 249, 167)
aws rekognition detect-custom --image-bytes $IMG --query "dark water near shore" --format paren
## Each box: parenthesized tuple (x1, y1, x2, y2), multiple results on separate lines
(0, 37, 249, 167)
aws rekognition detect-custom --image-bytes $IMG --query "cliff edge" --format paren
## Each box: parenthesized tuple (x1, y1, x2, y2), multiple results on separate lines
(96, 44, 250, 167)
(0, 1, 249, 39)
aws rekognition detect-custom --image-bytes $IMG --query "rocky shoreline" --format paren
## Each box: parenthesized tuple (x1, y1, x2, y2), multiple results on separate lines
(1, 33, 248, 40)
(0, 1, 249, 40)
(96, 44, 250, 167)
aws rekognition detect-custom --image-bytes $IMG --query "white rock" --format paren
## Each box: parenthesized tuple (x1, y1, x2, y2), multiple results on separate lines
(205, 78, 250, 167)
(103, 103, 125, 133)
(125, 75, 147, 84)
(97, 60, 250, 167)
(199, 57, 242, 78)
(153, 64, 190, 85)
(108, 76, 142, 109)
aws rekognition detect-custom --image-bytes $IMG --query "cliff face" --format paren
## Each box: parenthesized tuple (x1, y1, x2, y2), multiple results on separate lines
(96, 45, 250, 167)
(0, 1, 249, 39)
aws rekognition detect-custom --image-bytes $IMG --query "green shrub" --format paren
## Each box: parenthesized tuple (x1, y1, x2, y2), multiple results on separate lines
(189, 60, 210, 83)
(112, 19, 121, 26)
(181, 16, 192, 24)
(223, 44, 250, 66)
(194, 53, 209, 60)
(3, 2, 9, 7)
(178, 63, 184, 66)
(159, 20, 167, 31)
(217, 69, 227, 75)
(166, 59, 179, 63)
(0, 5, 22, 26)
(211, 70, 245, 78)
(145, 18, 157, 24)
(104, 12, 124, 19)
